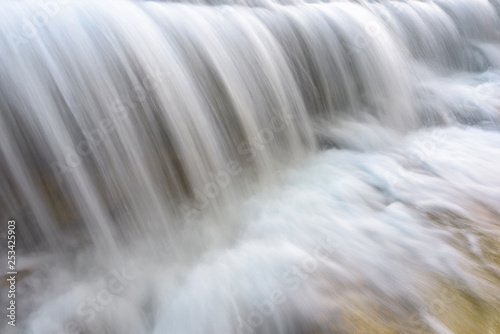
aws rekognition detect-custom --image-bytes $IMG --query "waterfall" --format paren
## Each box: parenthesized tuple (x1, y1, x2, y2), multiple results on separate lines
(1, 0, 500, 333)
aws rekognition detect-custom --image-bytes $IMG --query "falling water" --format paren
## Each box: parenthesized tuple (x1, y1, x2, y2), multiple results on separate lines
(1, 0, 500, 333)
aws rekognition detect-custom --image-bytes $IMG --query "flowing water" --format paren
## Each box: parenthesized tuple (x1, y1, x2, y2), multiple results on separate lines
(1, 0, 500, 333)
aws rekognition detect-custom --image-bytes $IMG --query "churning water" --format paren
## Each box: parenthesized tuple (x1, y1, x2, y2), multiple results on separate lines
(1, 0, 500, 333)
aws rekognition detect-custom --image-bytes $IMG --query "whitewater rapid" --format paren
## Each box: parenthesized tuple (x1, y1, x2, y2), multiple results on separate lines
(19, 124, 500, 334)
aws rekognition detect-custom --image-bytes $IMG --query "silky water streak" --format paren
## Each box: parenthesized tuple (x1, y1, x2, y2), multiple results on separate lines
(0, 0, 500, 333)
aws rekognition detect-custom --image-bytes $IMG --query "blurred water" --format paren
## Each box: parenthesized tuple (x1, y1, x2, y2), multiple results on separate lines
(1, 0, 500, 333)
